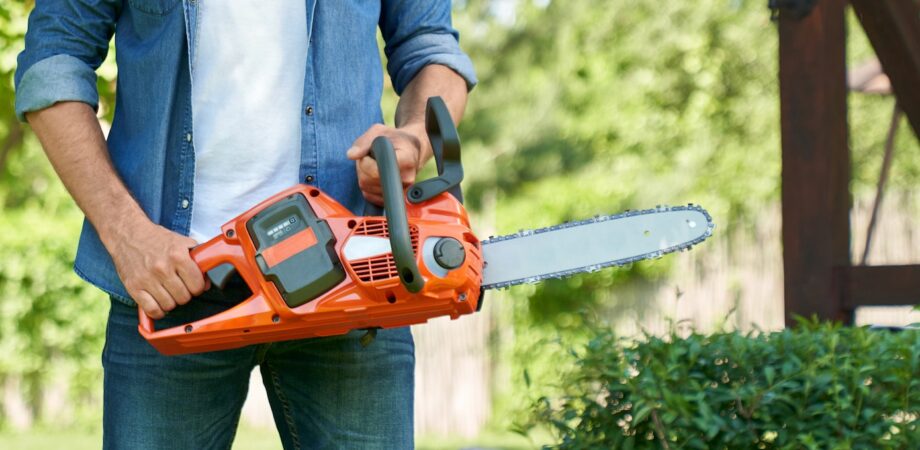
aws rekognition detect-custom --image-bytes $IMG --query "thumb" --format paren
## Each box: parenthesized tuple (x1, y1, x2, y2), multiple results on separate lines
(346, 144, 367, 161)
(347, 126, 383, 160)
(178, 235, 199, 249)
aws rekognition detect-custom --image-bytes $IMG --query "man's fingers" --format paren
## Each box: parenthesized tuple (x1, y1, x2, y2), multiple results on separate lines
(176, 262, 206, 299)
(364, 193, 385, 207)
(358, 150, 416, 186)
(357, 156, 380, 180)
(356, 155, 383, 206)
(136, 290, 165, 320)
(399, 167, 416, 185)
(112, 222, 207, 319)
(357, 157, 382, 196)
(162, 273, 192, 307)
(351, 124, 424, 207)
(172, 244, 206, 298)
(168, 244, 204, 300)
(358, 183, 382, 197)
(347, 124, 387, 160)
(148, 283, 178, 313)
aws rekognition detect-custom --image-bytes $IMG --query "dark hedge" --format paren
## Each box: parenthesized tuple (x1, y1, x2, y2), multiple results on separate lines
(524, 320, 919, 449)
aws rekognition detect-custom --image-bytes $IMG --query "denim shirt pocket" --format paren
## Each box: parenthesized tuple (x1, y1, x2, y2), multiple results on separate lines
(128, 0, 181, 16)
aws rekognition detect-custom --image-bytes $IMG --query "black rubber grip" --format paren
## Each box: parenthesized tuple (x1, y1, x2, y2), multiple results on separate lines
(407, 96, 464, 204)
(370, 137, 425, 293)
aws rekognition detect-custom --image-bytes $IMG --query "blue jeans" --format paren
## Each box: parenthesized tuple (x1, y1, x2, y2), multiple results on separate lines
(102, 284, 415, 450)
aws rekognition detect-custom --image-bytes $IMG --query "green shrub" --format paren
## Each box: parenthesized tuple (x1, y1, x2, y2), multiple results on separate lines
(523, 320, 919, 449)
(0, 206, 106, 428)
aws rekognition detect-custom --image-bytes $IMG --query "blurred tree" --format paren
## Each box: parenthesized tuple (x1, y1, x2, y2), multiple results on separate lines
(457, 0, 783, 332)
(0, 0, 113, 428)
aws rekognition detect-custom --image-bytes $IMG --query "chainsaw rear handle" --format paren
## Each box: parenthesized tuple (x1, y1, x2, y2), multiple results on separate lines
(137, 235, 250, 332)
(370, 136, 425, 293)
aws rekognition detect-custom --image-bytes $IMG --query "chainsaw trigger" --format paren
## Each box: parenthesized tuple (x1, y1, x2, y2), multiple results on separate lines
(359, 328, 379, 348)
(206, 263, 237, 291)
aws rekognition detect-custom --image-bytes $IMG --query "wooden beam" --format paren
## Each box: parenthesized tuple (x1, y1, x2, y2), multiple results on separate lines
(779, 0, 852, 326)
(850, 0, 920, 139)
(841, 265, 920, 308)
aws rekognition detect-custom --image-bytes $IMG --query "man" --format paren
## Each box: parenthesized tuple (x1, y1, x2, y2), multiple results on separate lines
(15, 1, 475, 448)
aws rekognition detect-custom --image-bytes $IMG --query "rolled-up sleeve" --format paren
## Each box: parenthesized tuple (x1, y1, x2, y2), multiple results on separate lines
(14, 0, 119, 122)
(379, 0, 477, 95)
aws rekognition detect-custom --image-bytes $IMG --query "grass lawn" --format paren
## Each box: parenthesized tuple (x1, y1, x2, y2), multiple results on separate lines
(0, 427, 537, 449)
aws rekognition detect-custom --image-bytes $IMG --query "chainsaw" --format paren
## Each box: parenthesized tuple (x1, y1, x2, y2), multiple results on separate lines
(139, 97, 714, 355)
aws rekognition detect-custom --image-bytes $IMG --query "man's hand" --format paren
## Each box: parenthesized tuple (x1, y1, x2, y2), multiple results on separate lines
(105, 218, 206, 319)
(26, 102, 207, 318)
(346, 123, 430, 206)
(346, 65, 469, 206)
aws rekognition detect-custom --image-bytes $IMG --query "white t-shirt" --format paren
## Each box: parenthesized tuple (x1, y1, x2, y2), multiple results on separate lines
(189, 0, 308, 242)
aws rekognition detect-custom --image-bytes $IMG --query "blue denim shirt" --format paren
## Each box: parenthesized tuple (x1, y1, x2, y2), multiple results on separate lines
(15, 0, 477, 304)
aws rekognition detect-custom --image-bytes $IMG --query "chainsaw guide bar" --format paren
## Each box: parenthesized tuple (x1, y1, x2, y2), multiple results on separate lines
(479, 204, 714, 290)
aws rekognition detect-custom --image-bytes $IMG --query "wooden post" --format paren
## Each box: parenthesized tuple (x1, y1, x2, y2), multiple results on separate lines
(850, 0, 920, 140)
(778, 0, 851, 326)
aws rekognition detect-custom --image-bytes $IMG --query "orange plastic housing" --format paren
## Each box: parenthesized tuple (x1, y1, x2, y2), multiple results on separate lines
(138, 184, 483, 355)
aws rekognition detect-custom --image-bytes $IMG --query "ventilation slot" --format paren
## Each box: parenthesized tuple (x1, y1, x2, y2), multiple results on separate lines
(349, 219, 419, 283)
(355, 219, 389, 238)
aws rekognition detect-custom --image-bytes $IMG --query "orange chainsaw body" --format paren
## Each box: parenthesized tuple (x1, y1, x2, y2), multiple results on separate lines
(139, 184, 483, 355)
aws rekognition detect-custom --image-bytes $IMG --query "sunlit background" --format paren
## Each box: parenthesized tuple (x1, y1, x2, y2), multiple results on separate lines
(1, 1, 917, 448)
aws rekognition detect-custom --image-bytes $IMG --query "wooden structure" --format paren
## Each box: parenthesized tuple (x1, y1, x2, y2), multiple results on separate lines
(776, 0, 920, 325)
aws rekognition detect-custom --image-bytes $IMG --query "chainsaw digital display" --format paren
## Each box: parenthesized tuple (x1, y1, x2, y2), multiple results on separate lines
(246, 194, 345, 308)
(265, 215, 299, 243)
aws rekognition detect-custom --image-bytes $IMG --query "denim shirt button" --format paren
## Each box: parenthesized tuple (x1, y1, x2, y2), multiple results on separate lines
(305, 175, 315, 183)
(180, 199, 190, 209)
(305, 105, 314, 116)
(185, 132, 193, 143)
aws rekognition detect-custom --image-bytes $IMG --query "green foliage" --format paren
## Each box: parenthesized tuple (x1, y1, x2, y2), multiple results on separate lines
(461, 0, 781, 222)
(0, 1, 111, 428)
(0, 206, 107, 427)
(522, 320, 919, 449)
(457, 0, 784, 327)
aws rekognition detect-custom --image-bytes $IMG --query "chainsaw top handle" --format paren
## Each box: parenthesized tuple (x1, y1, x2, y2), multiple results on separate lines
(362, 96, 464, 293)
(407, 96, 463, 204)
(370, 136, 425, 293)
